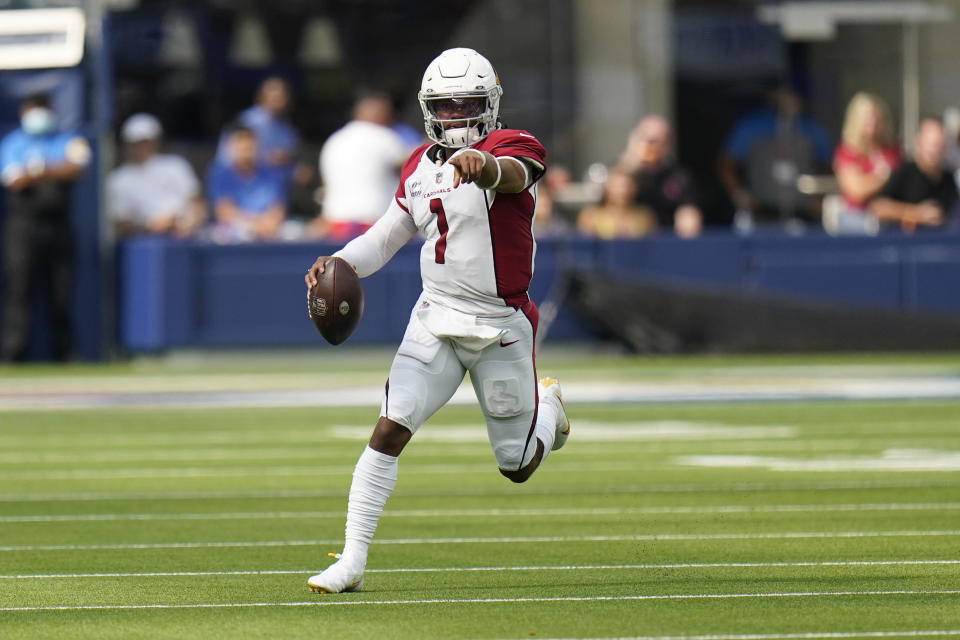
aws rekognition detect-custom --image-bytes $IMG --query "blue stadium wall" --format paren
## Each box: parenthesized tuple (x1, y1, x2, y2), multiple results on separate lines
(117, 232, 960, 353)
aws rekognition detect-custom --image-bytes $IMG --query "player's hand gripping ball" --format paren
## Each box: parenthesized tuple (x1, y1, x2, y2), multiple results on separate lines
(305, 256, 364, 345)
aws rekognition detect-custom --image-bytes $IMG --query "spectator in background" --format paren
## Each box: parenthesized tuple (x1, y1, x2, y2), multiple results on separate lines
(206, 125, 286, 242)
(718, 82, 832, 226)
(0, 93, 90, 362)
(829, 92, 900, 234)
(107, 113, 204, 239)
(217, 76, 311, 190)
(576, 167, 656, 239)
(310, 92, 409, 241)
(869, 117, 958, 233)
(618, 115, 702, 238)
(943, 105, 960, 189)
(534, 165, 574, 237)
(240, 77, 300, 174)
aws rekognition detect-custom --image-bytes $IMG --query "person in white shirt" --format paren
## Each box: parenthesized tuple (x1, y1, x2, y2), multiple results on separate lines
(303, 48, 570, 595)
(312, 92, 410, 241)
(107, 113, 204, 238)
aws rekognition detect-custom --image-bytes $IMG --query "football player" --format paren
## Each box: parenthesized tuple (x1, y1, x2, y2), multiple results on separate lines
(304, 47, 570, 593)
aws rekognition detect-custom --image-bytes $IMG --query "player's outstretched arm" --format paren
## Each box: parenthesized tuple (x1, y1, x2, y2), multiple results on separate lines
(448, 149, 528, 193)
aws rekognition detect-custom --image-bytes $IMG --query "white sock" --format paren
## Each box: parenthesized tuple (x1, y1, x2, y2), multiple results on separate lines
(340, 445, 398, 568)
(533, 400, 558, 458)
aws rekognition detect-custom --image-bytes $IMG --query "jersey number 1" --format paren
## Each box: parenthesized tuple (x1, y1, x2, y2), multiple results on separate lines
(430, 198, 448, 264)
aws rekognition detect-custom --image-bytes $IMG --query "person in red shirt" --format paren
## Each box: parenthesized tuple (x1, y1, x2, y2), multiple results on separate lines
(830, 92, 900, 233)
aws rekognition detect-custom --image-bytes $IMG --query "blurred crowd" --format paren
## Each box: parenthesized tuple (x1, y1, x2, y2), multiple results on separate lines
(96, 78, 960, 245)
(565, 83, 957, 241)
(106, 78, 429, 245)
(4, 76, 960, 362)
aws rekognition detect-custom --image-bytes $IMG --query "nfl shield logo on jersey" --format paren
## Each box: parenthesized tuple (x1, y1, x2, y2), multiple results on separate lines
(435, 172, 443, 184)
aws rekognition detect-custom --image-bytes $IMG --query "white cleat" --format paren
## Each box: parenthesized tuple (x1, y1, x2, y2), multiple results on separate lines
(539, 377, 570, 451)
(307, 553, 365, 594)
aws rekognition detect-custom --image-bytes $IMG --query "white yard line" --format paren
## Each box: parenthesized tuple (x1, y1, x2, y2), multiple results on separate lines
(0, 421, 799, 452)
(1, 437, 959, 461)
(4, 503, 960, 523)
(0, 429, 347, 448)
(3, 478, 959, 503)
(0, 460, 638, 480)
(677, 449, 960, 473)
(0, 448, 358, 464)
(3, 559, 960, 580)
(3, 590, 960, 612)
(3, 530, 960, 552)
(522, 632, 960, 640)
(0, 488, 352, 502)
(3, 376, 960, 411)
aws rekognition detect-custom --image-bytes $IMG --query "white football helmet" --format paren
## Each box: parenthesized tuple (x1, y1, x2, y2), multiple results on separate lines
(418, 48, 503, 148)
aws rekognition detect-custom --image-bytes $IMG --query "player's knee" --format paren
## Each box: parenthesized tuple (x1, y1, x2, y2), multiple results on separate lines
(383, 387, 420, 428)
(369, 417, 412, 456)
(499, 465, 534, 483)
(498, 440, 543, 483)
(491, 440, 525, 470)
(382, 366, 433, 432)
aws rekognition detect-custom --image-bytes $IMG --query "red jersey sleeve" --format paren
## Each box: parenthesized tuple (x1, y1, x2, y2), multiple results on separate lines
(394, 143, 431, 213)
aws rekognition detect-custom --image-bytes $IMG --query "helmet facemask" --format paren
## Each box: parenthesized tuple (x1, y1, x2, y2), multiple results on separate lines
(419, 90, 500, 148)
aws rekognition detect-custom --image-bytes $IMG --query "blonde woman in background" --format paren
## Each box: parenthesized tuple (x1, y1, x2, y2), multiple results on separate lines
(829, 92, 900, 233)
(577, 168, 657, 239)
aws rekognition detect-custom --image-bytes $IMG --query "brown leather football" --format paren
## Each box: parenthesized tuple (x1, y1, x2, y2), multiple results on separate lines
(307, 257, 364, 345)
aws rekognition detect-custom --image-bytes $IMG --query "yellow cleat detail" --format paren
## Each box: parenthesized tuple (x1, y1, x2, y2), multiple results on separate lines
(538, 376, 570, 450)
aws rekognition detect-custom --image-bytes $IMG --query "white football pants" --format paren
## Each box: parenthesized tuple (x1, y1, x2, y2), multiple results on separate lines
(380, 301, 539, 470)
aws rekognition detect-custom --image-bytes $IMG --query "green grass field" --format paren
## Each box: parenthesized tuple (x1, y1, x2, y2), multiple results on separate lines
(2, 351, 960, 639)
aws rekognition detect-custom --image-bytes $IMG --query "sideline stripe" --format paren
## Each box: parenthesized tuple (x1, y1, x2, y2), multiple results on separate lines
(3, 530, 960, 552)
(4, 503, 960, 523)
(4, 479, 960, 502)
(4, 590, 960, 612)
(522, 632, 960, 640)
(4, 559, 960, 580)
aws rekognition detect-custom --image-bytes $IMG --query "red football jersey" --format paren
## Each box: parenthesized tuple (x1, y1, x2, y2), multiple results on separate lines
(393, 129, 547, 315)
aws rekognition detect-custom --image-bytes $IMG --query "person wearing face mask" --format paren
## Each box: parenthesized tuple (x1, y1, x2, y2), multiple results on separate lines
(0, 93, 90, 362)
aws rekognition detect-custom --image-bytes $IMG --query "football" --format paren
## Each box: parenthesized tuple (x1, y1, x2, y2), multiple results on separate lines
(307, 257, 364, 345)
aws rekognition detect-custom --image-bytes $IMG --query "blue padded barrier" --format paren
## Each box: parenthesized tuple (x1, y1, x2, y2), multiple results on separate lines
(745, 234, 905, 309)
(117, 233, 960, 352)
(118, 238, 166, 351)
(904, 242, 960, 314)
(600, 234, 746, 286)
(529, 236, 601, 339)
